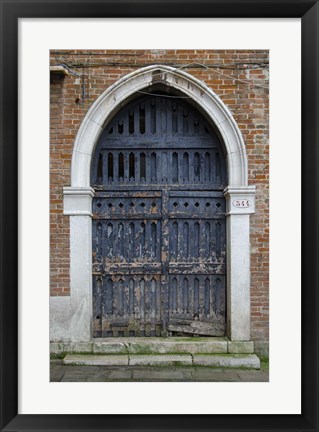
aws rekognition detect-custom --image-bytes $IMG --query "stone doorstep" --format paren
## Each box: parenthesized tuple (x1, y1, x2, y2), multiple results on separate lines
(51, 338, 254, 355)
(63, 354, 260, 369)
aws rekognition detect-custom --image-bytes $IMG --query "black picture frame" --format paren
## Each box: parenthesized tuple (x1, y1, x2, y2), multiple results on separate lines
(0, 1, 318, 431)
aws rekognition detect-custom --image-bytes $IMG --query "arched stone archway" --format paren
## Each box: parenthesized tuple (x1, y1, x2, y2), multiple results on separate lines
(70, 65, 247, 187)
(62, 65, 255, 343)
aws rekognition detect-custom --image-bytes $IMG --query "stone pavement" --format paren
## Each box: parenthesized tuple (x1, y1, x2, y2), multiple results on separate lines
(50, 359, 269, 382)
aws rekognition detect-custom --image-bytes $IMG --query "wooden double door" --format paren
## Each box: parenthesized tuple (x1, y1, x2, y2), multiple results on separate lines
(91, 94, 227, 337)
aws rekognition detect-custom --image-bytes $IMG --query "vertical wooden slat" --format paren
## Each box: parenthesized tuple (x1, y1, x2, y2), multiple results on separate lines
(113, 150, 119, 183)
(216, 221, 221, 258)
(106, 277, 113, 315)
(177, 150, 183, 183)
(150, 222, 156, 258)
(150, 277, 156, 336)
(167, 100, 172, 136)
(106, 222, 113, 258)
(150, 99, 156, 134)
(144, 278, 151, 336)
(194, 152, 200, 182)
(215, 277, 221, 314)
(145, 99, 151, 135)
(171, 221, 178, 260)
(183, 109, 189, 134)
(177, 276, 182, 316)
(173, 277, 178, 314)
(221, 219, 226, 262)
(133, 277, 140, 333)
(93, 276, 102, 337)
(216, 152, 221, 183)
(144, 221, 151, 260)
(189, 112, 194, 135)
(188, 275, 194, 319)
(156, 97, 162, 137)
(135, 151, 140, 183)
(156, 275, 161, 328)
(182, 278, 189, 315)
(161, 189, 170, 335)
(140, 222, 146, 258)
(199, 151, 205, 184)
(96, 222, 102, 260)
(128, 222, 135, 260)
(205, 221, 211, 259)
(188, 151, 194, 183)
(205, 151, 211, 182)
(129, 152, 135, 181)
(129, 278, 134, 316)
(199, 277, 205, 321)
(123, 151, 129, 182)
(182, 152, 189, 183)
(194, 277, 200, 318)
(150, 152, 156, 182)
(172, 152, 178, 183)
(204, 277, 210, 316)
(162, 151, 168, 183)
(140, 278, 145, 335)
(134, 104, 139, 136)
(161, 98, 167, 135)
(178, 104, 183, 135)
(118, 222, 124, 259)
(118, 152, 124, 182)
(193, 221, 200, 259)
(118, 278, 125, 317)
(112, 221, 119, 258)
(183, 221, 189, 259)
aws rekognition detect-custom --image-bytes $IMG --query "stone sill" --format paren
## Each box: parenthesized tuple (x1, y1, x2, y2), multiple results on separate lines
(50, 65, 70, 76)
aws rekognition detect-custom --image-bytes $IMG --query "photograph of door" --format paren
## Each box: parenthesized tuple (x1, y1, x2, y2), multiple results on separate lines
(91, 93, 227, 337)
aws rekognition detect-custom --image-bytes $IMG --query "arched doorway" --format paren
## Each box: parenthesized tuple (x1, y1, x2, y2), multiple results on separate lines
(90, 93, 228, 337)
(63, 65, 255, 343)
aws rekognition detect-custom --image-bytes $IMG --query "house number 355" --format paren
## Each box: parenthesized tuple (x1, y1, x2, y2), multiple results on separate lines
(232, 200, 251, 208)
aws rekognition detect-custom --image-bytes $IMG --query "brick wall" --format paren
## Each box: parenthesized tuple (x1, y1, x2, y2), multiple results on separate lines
(50, 50, 269, 344)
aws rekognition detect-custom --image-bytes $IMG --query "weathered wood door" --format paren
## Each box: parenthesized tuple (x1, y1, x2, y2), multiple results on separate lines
(91, 94, 227, 337)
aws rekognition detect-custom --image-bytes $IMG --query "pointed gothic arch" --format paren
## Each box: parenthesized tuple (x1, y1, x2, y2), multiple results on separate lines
(61, 65, 256, 343)
(70, 64, 247, 187)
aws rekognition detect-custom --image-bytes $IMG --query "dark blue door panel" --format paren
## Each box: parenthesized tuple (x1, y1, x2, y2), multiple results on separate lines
(91, 94, 227, 337)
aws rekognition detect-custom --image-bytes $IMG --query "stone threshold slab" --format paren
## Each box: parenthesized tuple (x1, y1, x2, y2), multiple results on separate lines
(51, 338, 254, 355)
(93, 337, 229, 355)
(63, 353, 260, 369)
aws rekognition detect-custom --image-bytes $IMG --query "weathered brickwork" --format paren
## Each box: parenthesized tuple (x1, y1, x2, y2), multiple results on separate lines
(50, 50, 269, 343)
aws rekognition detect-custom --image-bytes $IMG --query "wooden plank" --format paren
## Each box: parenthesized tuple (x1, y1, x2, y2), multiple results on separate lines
(168, 320, 225, 336)
(98, 137, 216, 148)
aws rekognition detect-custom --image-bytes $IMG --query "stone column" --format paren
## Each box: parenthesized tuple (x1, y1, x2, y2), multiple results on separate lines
(63, 187, 94, 342)
(224, 186, 256, 341)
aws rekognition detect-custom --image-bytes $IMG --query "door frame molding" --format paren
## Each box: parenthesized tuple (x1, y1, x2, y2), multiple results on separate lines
(50, 65, 256, 343)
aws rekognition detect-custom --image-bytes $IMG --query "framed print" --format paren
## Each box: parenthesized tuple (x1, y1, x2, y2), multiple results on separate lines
(0, 1, 318, 431)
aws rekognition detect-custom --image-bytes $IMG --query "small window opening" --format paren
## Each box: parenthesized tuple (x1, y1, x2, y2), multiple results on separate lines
(129, 111, 134, 134)
(139, 105, 145, 134)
